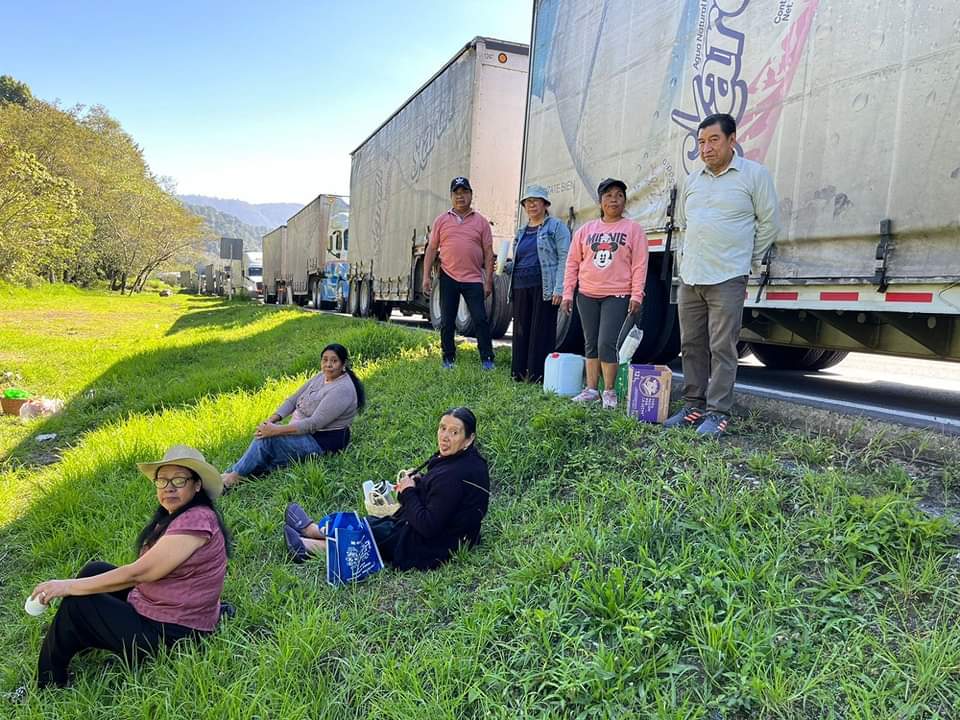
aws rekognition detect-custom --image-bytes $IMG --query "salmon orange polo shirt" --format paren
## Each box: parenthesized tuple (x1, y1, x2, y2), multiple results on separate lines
(430, 209, 493, 284)
(562, 217, 649, 303)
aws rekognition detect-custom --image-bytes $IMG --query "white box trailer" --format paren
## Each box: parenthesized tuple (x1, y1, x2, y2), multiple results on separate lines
(347, 36, 529, 335)
(282, 194, 347, 307)
(262, 225, 286, 304)
(524, 0, 960, 368)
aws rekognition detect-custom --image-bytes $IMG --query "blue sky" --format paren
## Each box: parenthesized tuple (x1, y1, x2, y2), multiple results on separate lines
(5, 1, 533, 204)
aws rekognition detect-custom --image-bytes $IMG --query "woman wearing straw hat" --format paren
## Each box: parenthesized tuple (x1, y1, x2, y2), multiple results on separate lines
(504, 184, 571, 383)
(28, 445, 231, 689)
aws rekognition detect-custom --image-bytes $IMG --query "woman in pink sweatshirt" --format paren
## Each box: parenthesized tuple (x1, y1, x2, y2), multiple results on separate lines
(561, 178, 649, 409)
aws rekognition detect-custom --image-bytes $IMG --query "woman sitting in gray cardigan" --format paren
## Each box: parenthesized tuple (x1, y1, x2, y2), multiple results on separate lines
(221, 343, 365, 488)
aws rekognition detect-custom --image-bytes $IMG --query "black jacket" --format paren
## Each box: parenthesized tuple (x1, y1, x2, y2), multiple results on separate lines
(390, 444, 490, 571)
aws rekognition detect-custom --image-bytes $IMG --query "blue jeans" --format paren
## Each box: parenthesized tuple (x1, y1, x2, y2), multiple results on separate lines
(228, 434, 324, 477)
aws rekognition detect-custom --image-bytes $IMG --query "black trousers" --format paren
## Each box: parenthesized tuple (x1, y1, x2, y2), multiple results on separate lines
(439, 270, 494, 363)
(37, 561, 197, 688)
(511, 285, 558, 383)
(367, 516, 403, 565)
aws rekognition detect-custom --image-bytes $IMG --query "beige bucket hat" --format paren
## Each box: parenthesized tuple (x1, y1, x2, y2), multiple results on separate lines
(137, 445, 224, 500)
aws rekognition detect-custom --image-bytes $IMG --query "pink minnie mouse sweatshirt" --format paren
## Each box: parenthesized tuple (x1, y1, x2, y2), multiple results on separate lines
(562, 217, 649, 302)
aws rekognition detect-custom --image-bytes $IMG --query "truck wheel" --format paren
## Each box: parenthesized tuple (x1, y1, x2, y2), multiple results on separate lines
(555, 292, 585, 354)
(748, 343, 846, 371)
(348, 279, 361, 316)
(650, 307, 681, 364)
(607, 271, 679, 364)
(455, 275, 506, 337)
(334, 285, 346, 313)
(806, 350, 848, 370)
(373, 301, 392, 322)
(455, 296, 476, 336)
(489, 275, 512, 338)
(429, 281, 443, 329)
(629, 272, 679, 363)
(359, 278, 373, 317)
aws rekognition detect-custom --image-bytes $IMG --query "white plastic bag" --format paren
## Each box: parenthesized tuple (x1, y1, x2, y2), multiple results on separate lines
(19, 398, 64, 420)
(363, 479, 400, 517)
(618, 326, 645, 365)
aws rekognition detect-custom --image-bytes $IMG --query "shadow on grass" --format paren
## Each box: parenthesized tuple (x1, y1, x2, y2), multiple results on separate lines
(7, 327, 959, 718)
(0, 339, 580, 699)
(163, 300, 274, 336)
(0, 295, 641, 712)
(1, 307, 433, 469)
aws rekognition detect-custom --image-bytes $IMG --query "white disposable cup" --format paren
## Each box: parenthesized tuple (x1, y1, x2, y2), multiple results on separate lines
(24, 595, 47, 616)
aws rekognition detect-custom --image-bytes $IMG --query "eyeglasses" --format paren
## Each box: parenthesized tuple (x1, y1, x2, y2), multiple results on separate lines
(153, 476, 194, 490)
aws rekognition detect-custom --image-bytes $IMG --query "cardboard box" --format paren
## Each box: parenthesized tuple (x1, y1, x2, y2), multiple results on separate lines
(626, 365, 672, 423)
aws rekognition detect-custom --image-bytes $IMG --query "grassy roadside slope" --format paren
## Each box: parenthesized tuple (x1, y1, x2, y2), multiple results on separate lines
(1, 285, 958, 719)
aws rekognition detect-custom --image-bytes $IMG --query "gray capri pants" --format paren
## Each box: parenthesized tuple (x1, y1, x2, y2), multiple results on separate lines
(576, 294, 629, 363)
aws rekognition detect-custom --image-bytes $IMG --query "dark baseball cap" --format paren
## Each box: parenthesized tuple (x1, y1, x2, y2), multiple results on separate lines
(597, 178, 627, 197)
(450, 176, 472, 192)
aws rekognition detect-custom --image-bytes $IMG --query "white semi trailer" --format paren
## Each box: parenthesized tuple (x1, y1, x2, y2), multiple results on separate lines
(262, 196, 348, 306)
(262, 225, 285, 304)
(347, 36, 529, 336)
(523, 0, 960, 367)
(284, 194, 349, 307)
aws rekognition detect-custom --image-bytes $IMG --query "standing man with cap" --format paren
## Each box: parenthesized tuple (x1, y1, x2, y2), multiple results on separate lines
(422, 176, 496, 370)
(505, 184, 571, 383)
(665, 112, 781, 437)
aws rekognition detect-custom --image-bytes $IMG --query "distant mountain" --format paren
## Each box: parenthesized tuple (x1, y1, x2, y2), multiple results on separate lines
(182, 203, 269, 251)
(178, 195, 303, 229)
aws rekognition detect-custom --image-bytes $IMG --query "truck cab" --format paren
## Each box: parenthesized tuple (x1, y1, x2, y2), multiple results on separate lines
(244, 251, 263, 298)
(318, 211, 350, 312)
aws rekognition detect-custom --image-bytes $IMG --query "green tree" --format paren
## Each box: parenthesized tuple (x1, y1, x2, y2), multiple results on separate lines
(0, 75, 32, 106)
(0, 139, 91, 280)
(0, 99, 209, 290)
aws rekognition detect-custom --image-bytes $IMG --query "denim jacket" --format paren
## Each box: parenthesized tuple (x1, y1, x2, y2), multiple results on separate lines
(505, 215, 572, 301)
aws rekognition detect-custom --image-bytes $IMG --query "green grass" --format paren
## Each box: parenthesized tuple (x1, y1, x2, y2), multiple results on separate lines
(1, 283, 959, 719)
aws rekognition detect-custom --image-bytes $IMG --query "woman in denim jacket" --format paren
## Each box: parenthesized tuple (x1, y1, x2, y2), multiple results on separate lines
(505, 185, 571, 382)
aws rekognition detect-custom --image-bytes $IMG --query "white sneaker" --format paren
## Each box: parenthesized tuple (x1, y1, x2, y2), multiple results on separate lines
(601, 390, 618, 409)
(571, 388, 600, 404)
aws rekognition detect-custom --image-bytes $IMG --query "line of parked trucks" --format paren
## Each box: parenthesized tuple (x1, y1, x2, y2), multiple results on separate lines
(262, 1, 960, 367)
(192, 241, 263, 299)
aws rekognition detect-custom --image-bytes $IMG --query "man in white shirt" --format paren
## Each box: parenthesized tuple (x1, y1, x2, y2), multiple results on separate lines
(666, 113, 781, 437)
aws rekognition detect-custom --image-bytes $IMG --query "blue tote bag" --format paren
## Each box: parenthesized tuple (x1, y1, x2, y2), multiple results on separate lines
(318, 511, 384, 586)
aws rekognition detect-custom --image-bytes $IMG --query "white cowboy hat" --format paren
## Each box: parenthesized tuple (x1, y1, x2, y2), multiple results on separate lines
(137, 445, 224, 500)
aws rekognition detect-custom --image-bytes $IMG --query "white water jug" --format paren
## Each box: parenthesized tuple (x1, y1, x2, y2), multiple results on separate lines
(543, 353, 585, 397)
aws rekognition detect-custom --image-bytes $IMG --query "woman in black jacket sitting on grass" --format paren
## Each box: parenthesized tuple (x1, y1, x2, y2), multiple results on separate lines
(284, 407, 490, 570)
